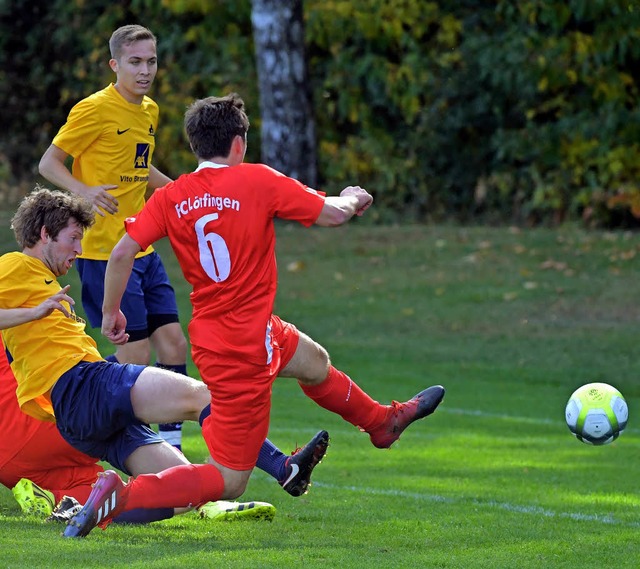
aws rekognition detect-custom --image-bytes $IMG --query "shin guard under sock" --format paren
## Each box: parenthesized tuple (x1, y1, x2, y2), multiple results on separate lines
(126, 464, 224, 510)
(299, 366, 386, 431)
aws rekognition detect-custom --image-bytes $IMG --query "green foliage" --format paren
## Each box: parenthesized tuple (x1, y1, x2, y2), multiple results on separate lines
(306, 0, 448, 220)
(0, 0, 106, 181)
(0, 0, 258, 191)
(486, 0, 640, 226)
(304, 0, 640, 225)
(152, 0, 258, 175)
(1, 0, 639, 224)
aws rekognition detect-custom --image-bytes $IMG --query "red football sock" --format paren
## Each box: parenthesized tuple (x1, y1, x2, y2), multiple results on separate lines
(299, 366, 386, 431)
(125, 464, 224, 510)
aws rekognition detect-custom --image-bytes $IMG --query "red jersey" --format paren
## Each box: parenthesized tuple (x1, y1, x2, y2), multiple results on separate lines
(125, 162, 325, 364)
(0, 335, 40, 470)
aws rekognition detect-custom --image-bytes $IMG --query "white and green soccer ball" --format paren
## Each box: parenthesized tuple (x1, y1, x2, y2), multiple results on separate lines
(565, 382, 628, 445)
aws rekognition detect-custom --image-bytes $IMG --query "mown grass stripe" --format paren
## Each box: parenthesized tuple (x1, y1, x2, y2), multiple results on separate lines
(313, 482, 640, 528)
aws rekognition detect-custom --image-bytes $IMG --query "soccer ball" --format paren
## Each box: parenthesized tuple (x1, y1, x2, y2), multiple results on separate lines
(565, 383, 628, 445)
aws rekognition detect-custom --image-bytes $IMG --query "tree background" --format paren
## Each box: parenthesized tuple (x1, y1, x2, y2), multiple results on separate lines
(0, 0, 639, 226)
(251, 0, 317, 187)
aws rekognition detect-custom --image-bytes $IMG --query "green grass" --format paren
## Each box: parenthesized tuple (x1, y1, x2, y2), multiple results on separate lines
(1, 217, 640, 568)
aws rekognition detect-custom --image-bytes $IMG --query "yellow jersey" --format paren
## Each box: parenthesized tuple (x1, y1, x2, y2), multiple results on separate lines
(0, 252, 102, 421)
(52, 83, 158, 260)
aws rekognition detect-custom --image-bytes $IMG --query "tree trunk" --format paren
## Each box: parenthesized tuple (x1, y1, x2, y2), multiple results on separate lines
(250, 0, 317, 187)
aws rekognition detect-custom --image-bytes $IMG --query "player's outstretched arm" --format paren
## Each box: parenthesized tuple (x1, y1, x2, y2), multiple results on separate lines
(39, 144, 119, 217)
(314, 185, 373, 227)
(0, 285, 74, 329)
(102, 234, 142, 344)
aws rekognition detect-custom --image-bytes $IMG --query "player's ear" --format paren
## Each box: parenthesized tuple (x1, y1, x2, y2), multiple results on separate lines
(232, 135, 246, 159)
(109, 58, 118, 73)
(40, 226, 50, 243)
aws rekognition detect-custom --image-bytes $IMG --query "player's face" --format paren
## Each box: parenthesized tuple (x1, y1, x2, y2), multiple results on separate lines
(111, 39, 157, 104)
(42, 218, 84, 277)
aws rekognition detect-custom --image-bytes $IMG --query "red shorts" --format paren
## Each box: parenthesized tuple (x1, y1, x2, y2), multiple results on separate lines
(193, 315, 300, 470)
(0, 421, 102, 503)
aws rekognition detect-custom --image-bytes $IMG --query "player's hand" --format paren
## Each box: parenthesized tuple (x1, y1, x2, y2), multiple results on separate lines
(102, 310, 130, 345)
(84, 185, 119, 217)
(340, 185, 373, 216)
(32, 285, 74, 320)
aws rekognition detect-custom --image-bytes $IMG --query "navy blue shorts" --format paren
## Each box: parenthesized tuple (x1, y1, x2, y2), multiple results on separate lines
(50, 360, 163, 474)
(76, 252, 179, 341)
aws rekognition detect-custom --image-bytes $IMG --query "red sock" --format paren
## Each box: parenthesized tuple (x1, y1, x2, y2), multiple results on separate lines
(125, 464, 224, 510)
(299, 366, 386, 431)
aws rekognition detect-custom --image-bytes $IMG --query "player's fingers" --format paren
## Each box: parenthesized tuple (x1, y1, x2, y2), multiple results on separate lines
(55, 304, 71, 318)
(59, 294, 74, 306)
(111, 332, 129, 345)
(51, 289, 74, 306)
(104, 331, 118, 344)
(97, 203, 118, 216)
(98, 195, 118, 212)
(356, 198, 372, 216)
(103, 193, 119, 206)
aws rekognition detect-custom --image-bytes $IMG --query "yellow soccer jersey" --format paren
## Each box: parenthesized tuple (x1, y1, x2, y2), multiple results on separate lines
(53, 83, 158, 260)
(0, 252, 102, 421)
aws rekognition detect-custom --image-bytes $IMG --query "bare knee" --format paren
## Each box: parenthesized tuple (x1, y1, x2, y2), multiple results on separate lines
(152, 323, 188, 364)
(125, 441, 189, 475)
(116, 339, 152, 365)
(281, 333, 330, 385)
(131, 369, 208, 423)
(209, 459, 251, 499)
(221, 479, 249, 500)
(301, 343, 330, 385)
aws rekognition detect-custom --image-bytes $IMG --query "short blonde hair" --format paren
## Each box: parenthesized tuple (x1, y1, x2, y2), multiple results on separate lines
(109, 25, 156, 60)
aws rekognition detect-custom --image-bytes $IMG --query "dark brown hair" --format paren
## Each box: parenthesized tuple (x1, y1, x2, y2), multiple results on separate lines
(11, 186, 94, 249)
(184, 93, 250, 160)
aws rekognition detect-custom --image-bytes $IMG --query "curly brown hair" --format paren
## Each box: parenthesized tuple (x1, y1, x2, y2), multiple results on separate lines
(11, 186, 94, 249)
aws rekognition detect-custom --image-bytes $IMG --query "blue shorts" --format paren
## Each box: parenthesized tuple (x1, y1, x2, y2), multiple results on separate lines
(76, 252, 179, 341)
(50, 360, 163, 474)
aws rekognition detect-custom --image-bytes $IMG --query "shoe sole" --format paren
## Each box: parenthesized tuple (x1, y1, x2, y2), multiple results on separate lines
(46, 496, 83, 523)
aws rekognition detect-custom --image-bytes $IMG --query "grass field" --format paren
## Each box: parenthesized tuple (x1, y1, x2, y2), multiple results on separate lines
(0, 215, 639, 568)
